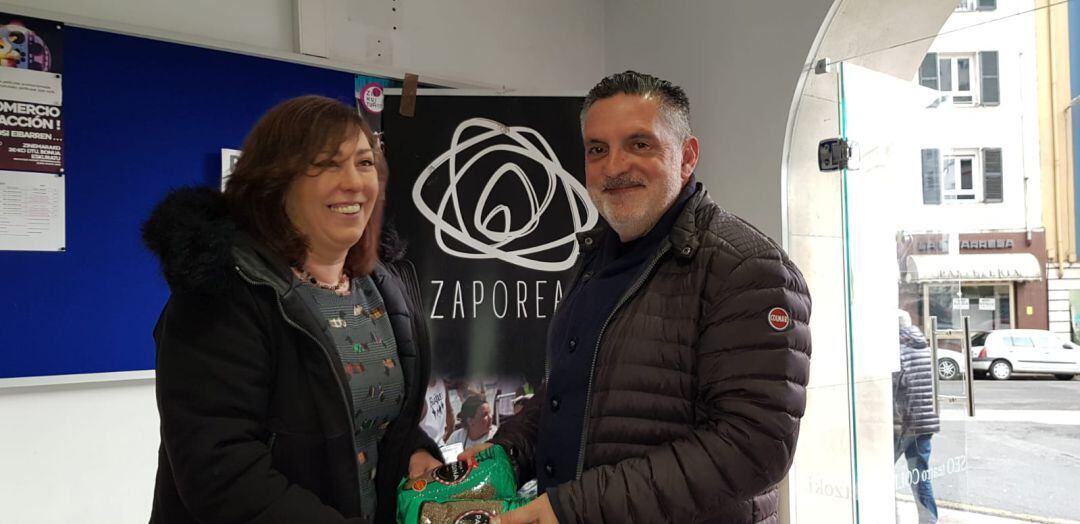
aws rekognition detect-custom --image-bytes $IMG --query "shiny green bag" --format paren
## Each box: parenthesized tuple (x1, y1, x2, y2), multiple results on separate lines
(415, 497, 531, 524)
(396, 445, 521, 523)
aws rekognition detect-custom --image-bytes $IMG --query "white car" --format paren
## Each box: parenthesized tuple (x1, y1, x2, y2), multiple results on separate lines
(935, 348, 967, 381)
(970, 330, 1080, 381)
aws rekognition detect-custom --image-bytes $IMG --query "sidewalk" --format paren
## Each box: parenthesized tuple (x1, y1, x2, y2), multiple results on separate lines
(896, 498, 1080, 524)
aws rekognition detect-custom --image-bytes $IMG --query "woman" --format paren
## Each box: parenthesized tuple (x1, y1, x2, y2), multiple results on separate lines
(445, 395, 499, 450)
(143, 95, 442, 523)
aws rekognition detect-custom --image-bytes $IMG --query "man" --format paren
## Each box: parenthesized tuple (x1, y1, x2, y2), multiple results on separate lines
(893, 320, 940, 523)
(463, 71, 812, 523)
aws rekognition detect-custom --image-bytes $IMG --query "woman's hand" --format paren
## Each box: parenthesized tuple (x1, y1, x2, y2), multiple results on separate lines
(407, 449, 442, 480)
(457, 442, 493, 462)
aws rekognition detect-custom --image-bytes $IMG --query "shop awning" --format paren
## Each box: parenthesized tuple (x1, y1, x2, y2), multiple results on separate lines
(904, 253, 1043, 283)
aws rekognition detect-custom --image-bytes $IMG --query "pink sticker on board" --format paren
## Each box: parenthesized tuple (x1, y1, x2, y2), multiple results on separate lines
(359, 82, 384, 114)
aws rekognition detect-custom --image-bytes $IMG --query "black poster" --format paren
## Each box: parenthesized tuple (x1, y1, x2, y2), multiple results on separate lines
(383, 94, 595, 433)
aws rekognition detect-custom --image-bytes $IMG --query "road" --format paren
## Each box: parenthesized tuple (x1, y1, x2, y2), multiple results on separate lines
(894, 376, 1080, 522)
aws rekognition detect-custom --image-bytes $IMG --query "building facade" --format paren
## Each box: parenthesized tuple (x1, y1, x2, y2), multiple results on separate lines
(899, 0, 1048, 335)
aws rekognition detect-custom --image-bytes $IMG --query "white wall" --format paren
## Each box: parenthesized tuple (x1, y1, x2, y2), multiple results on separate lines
(603, 0, 836, 241)
(0, 0, 296, 56)
(0, 379, 159, 523)
(0, 0, 605, 91)
(902, 1, 1043, 233)
(328, 0, 606, 92)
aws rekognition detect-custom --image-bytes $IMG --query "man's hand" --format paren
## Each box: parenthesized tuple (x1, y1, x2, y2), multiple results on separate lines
(407, 449, 442, 480)
(496, 493, 557, 524)
(457, 442, 494, 462)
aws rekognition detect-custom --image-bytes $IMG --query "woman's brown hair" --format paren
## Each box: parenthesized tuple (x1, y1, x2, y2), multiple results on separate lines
(224, 95, 387, 277)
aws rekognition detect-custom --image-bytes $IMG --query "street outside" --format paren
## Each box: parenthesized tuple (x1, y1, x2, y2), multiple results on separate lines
(892, 376, 1080, 523)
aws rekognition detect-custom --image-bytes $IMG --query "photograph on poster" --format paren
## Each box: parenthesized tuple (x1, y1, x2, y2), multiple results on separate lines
(0, 13, 63, 105)
(0, 13, 63, 173)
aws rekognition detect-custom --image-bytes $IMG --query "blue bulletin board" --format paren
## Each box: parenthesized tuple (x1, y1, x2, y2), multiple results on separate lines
(0, 26, 357, 379)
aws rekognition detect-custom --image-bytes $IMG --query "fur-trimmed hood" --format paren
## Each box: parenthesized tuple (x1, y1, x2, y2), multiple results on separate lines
(142, 187, 245, 295)
(141, 187, 406, 295)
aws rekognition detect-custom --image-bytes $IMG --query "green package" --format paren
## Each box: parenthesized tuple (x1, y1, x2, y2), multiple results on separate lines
(396, 445, 522, 523)
(416, 498, 532, 524)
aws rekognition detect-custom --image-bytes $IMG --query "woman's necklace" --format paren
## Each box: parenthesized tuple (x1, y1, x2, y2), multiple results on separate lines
(292, 266, 351, 295)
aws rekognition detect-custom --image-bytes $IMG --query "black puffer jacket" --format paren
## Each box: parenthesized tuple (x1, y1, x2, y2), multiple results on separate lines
(894, 325, 941, 437)
(492, 185, 812, 523)
(143, 188, 439, 524)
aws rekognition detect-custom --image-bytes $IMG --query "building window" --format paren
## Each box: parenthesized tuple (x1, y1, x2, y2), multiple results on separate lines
(918, 51, 999, 107)
(940, 54, 977, 105)
(921, 148, 1004, 205)
(942, 151, 979, 201)
(955, 0, 996, 12)
(926, 283, 1011, 332)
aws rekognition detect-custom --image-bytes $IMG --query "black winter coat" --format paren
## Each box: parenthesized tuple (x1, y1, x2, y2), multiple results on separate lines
(142, 188, 440, 524)
(492, 185, 813, 523)
(894, 325, 941, 437)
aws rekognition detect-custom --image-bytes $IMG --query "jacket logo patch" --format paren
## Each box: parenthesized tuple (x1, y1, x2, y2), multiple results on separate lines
(768, 307, 791, 331)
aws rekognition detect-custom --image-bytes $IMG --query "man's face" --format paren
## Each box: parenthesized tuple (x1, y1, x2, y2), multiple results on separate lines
(583, 94, 697, 242)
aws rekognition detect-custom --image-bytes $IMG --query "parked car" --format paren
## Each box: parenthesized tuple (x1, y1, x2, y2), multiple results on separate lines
(936, 348, 967, 381)
(969, 329, 1080, 381)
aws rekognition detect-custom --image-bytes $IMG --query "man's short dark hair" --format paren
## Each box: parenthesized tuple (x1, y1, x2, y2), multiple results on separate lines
(581, 70, 692, 141)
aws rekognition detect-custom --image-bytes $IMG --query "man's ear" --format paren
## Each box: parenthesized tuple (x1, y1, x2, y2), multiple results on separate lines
(681, 135, 699, 181)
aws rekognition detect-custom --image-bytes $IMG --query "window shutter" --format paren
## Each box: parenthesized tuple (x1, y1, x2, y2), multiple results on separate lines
(922, 149, 942, 205)
(919, 53, 939, 90)
(983, 148, 1003, 203)
(980, 51, 1000, 106)
(978, 0, 997, 10)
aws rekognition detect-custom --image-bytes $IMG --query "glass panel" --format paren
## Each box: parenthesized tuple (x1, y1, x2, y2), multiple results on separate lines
(957, 58, 971, 92)
(785, 65, 856, 523)
(793, 4, 1069, 523)
(971, 332, 989, 346)
(956, 0, 978, 11)
(942, 159, 956, 190)
(1012, 336, 1034, 347)
(938, 58, 952, 92)
(960, 158, 973, 189)
(838, 62, 924, 523)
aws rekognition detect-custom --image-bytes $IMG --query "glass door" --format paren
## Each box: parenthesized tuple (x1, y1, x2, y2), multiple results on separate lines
(838, 53, 1079, 522)
(786, 3, 1079, 523)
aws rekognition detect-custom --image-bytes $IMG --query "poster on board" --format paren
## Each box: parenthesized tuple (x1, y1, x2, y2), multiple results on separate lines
(221, 148, 240, 191)
(0, 13, 64, 251)
(0, 13, 64, 174)
(0, 169, 64, 251)
(382, 93, 594, 452)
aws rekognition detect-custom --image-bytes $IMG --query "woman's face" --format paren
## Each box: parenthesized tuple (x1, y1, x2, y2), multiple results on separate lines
(285, 132, 379, 262)
(468, 403, 493, 435)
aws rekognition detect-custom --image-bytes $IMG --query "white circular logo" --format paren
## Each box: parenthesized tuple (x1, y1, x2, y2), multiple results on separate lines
(359, 83, 384, 114)
(412, 118, 598, 272)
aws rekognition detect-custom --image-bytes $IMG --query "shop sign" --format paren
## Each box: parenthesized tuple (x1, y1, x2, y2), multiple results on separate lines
(952, 298, 971, 310)
(960, 239, 1015, 250)
(933, 268, 1024, 280)
(916, 240, 949, 253)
